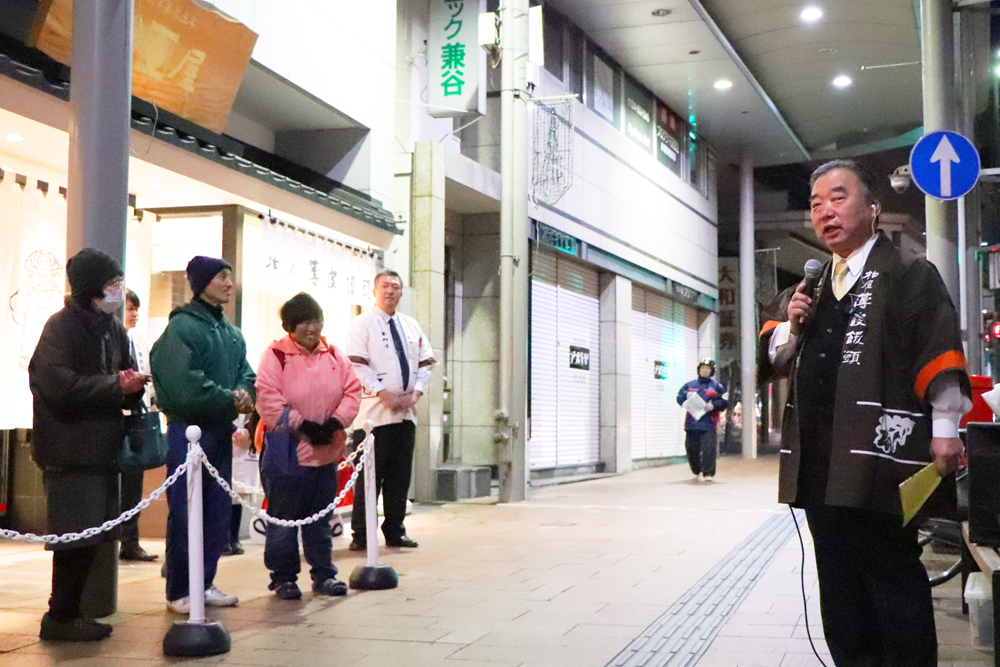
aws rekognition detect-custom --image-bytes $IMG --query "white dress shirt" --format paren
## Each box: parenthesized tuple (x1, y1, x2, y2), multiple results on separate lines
(767, 234, 970, 437)
(346, 306, 436, 428)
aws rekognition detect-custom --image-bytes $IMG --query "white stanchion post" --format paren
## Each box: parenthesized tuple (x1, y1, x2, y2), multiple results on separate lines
(349, 421, 398, 590)
(163, 426, 231, 657)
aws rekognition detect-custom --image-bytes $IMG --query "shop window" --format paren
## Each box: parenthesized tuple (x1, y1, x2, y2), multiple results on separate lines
(586, 45, 620, 128)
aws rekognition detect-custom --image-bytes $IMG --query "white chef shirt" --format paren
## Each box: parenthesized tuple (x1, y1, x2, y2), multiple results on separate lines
(346, 306, 436, 428)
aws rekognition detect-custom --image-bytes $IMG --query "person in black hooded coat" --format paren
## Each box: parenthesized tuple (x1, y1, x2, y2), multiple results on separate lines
(29, 248, 149, 642)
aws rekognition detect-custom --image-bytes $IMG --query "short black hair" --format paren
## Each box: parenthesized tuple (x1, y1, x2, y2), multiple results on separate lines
(810, 159, 880, 203)
(280, 292, 323, 333)
(125, 289, 140, 308)
(374, 269, 403, 287)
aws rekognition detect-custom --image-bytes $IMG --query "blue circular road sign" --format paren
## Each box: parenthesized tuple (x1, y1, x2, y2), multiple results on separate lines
(909, 131, 980, 201)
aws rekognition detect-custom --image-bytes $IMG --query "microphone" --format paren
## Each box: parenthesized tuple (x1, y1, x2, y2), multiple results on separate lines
(801, 259, 823, 297)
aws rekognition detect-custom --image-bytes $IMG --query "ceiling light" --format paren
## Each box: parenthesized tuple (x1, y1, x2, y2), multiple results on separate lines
(832, 74, 852, 88)
(818, 48, 838, 55)
(713, 79, 733, 90)
(800, 5, 823, 23)
(689, 49, 701, 55)
(149, 183, 164, 190)
(5, 133, 25, 142)
(651, 8, 672, 17)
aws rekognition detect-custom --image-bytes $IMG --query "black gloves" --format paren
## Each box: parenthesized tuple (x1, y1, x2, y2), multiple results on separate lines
(299, 418, 345, 445)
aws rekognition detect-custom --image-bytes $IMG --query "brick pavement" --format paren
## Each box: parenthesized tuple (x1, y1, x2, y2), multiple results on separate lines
(0, 456, 991, 666)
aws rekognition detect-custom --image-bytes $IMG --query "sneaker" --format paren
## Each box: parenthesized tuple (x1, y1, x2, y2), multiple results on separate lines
(271, 581, 301, 600)
(204, 586, 238, 607)
(313, 577, 348, 597)
(166, 597, 191, 614)
(39, 613, 111, 642)
(229, 541, 245, 556)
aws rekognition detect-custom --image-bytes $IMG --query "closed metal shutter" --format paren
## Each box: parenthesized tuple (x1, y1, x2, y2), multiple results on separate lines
(529, 252, 601, 469)
(631, 286, 702, 460)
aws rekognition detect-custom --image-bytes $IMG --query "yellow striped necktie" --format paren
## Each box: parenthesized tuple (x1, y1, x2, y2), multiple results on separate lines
(832, 259, 850, 300)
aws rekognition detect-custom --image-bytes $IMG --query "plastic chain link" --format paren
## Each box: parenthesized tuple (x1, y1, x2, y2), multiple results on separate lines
(199, 441, 366, 529)
(0, 453, 193, 544)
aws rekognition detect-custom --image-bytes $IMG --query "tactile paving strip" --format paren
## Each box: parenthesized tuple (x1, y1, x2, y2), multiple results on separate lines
(606, 510, 798, 667)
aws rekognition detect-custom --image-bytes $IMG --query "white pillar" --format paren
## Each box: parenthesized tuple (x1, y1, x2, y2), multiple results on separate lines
(740, 155, 757, 460)
(921, 0, 960, 305)
(66, 0, 133, 262)
(497, 0, 530, 502)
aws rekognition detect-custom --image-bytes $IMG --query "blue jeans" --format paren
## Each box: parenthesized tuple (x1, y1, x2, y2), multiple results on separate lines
(262, 465, 338, 587)
(165, 420, 233, 602)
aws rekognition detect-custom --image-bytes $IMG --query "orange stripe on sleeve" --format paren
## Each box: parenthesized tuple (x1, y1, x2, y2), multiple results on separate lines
(914, 350, 967, 400)
(759, 320, 781, 337)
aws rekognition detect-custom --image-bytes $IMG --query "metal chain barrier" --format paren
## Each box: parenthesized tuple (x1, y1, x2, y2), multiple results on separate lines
(0, 437, 366, 543)
(0, 454, 192, 544)
(200, 444, 364, 529)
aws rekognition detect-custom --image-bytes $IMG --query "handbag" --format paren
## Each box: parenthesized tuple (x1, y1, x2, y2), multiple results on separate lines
(118, 404, 168, 471)
(260, 408, 302, 477)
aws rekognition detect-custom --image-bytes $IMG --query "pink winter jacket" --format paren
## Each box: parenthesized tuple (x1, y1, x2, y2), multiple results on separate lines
(255, 335, 362, 433)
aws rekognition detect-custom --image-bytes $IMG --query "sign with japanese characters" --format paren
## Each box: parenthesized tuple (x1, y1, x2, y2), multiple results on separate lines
(655, 102, 685, 176)
(623, 76, 654, 154)
(569, 346, 591, 371)
(428, 0, 485, 118)
(536, 222, 580, 256)
(31, 0, 257, 133)
(653, 361, 669, 380)
(717, 258, 740, 371)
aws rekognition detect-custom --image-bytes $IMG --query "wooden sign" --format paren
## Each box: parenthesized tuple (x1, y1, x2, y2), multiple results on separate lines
(31, 0, 257, 133)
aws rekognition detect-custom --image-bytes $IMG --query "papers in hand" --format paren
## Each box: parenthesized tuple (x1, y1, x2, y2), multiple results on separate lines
(899, 463, 942, 527)
(683, 392, 710, 421)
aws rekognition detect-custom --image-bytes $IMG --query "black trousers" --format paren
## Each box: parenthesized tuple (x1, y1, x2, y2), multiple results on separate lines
(49, 545, 98, 620)
(805, 506, 937, 667)
(684, 430, 717, 477)
(352, 420, 415, 543)
(119, 469, 144, 547)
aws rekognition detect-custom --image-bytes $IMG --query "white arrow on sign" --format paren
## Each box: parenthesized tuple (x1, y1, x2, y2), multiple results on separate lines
(930, 135, 960, 198)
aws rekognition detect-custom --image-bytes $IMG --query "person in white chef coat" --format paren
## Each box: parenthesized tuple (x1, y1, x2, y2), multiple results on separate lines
(346, 270, 435, 550)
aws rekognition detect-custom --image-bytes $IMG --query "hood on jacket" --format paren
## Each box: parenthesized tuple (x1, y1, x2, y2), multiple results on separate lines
(272, 334, 330, 358)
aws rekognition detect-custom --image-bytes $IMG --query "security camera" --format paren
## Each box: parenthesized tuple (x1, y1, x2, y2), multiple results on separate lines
(889, 165, 911, 194)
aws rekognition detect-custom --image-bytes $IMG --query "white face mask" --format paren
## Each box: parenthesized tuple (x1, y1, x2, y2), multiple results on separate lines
(97, 287, 125, 313)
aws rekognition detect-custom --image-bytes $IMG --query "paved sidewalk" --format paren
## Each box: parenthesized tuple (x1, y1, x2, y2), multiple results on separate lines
(0, 457, 991, 666)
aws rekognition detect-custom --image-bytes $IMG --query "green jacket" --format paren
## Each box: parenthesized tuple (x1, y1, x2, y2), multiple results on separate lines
(150, 298, 256, 423)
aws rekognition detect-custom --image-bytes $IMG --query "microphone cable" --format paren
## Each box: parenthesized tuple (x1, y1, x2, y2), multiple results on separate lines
(790, 506, 830, 667)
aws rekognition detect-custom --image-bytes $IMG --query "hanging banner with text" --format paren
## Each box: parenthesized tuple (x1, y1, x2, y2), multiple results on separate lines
(428, 0, 486, 118)
(623, 76, 654, 155)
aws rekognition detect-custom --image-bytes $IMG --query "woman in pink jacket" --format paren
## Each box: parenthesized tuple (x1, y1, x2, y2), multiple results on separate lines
(255, 293, 362, 600)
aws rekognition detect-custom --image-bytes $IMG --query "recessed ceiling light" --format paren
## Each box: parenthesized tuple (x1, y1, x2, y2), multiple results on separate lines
(5, 133, 25, 142)
(713, 79, 733, 90)
(149, 183, 164, 190)
(832, 74, 852, 88)
(818, 47, 838, 55)
(800, 5, 823, 23)
(651, 8, 672, 17)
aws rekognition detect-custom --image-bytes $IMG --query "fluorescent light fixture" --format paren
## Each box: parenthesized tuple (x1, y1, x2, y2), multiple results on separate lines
(5, 133, 25, 142)
(149, 183, 165, 190)
(651, 8, 672, 17)
(832, 74, 852, 88)
(713, 79, 733, 90)
(800, 5, 823, 22)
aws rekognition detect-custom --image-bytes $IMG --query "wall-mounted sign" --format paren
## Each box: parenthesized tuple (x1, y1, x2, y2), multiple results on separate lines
(31, 0, 258, 133)
(655, 102, 684, 176)
(428, 0, 485, 118)
(623, 76, 654, 153)
(653, 361, 669, 380)
(672, 282, 700, 305)
(569, 346, 591, 370)
(536, 222, 580, 256)
(592, 54, 616, 123)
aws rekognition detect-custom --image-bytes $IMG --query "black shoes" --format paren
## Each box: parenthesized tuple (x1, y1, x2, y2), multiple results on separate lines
(220, 541, 244, 556)
(348, 540, 366, 551)
(313, 577, 348, 596)
(386, 536, 419, 548)
(40, 613, 112, 642)
(119, 544, 158, 562)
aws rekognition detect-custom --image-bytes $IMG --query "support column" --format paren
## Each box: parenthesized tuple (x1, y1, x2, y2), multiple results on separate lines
(66, 0, 133, 263)
(739, 155, 757, 460)
(66, 0, 133, 620)
(410, 141, 446, 502)
(922, 0, 960, 305)
(497, 0, 530, 502)
(599, 274, 632, 473)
